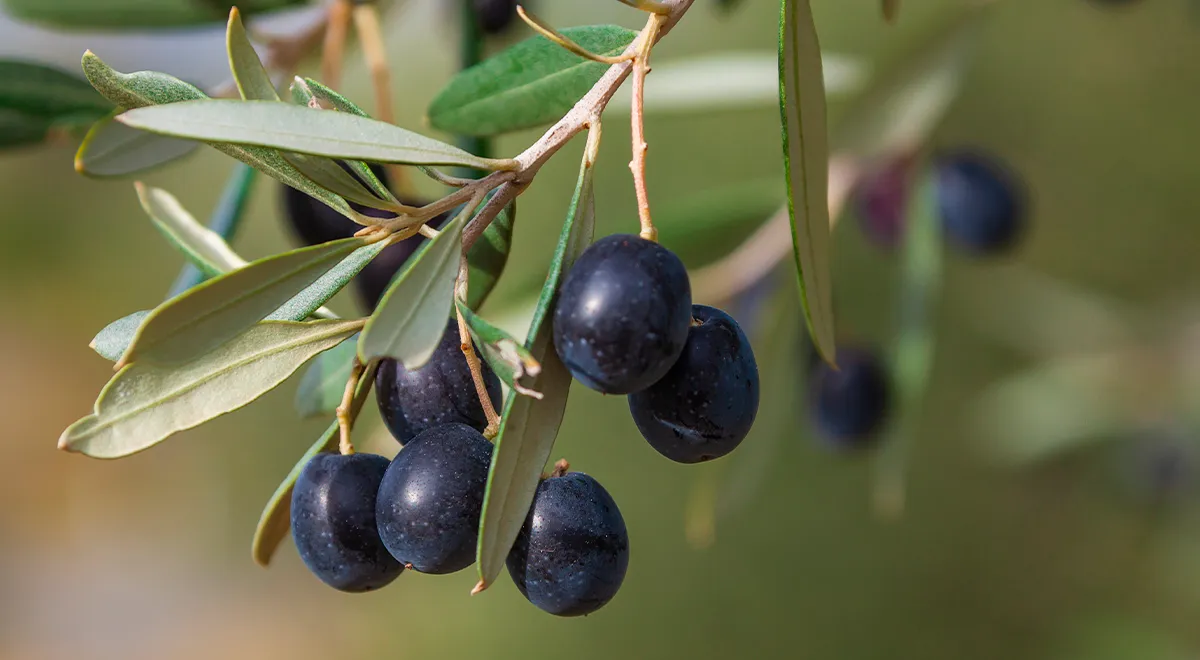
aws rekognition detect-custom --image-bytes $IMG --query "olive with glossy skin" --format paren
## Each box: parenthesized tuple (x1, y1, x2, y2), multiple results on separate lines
(375, 423, 493, 574)
(934, 151, 1025, 255)
(290, 453, 403, 592)
(375, 318, 502, 446)
(507, 472, 629, 617)
(808, 347, 890, 447)
(278, 164, 447, 311)
(629, 305, 759, 463)
(552, 234, 692, 395)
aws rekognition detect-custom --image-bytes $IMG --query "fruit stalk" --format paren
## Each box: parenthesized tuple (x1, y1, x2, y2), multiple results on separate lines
(630, 13, 665, 242)
(456, 258, 501, 438)
(336, 357, 367, 455)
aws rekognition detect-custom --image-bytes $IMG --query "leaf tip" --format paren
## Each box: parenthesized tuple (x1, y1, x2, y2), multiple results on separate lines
(471, 580, 489, 595)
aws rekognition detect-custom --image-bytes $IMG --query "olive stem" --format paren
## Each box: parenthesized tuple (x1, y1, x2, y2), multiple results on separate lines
(517, 6, 636, 65)
(630, 13, 664, 242)
(336, 357, 366, 455)
(455, 261, 502, 439)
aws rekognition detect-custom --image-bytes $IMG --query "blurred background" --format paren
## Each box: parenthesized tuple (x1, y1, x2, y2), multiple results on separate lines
(3, 0, 1200, 658)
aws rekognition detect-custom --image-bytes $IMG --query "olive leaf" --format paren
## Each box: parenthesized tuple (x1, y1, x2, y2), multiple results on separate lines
(455, 300, 542, 398)
(90, 310, 151, 361)
(60, 320, 362, 459)
(0, 59, 113, 148)
(117, 100, 503, 171)
(253, 360, 379, 567)
(475, 149, 596, 592)
(136, 182, 247, 278)
(81, 53, 356, 219)
(779, 0, 836, 365)
(120, 238, 364, 366)
(3, 0, 306, 29)
(427, 25, 637, 136)
(293, 336, 359, 418)
(226, 8, 279, 102)
(75, 115, 199, 177)
(466, 198, 516, 310)
(265, 238, 394, 321)
(358, 208, 469, 369)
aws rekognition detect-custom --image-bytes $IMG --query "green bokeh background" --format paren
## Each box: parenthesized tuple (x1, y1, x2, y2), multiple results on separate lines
(3, 1, 1200, 658)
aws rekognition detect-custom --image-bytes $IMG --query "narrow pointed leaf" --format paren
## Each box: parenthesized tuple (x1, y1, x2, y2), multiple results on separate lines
(266, 238, 392, 321)
(81, 53, 355, 219)
(293, 336, 359, 418)
(253, 359, 378, 566)
(292, 77, 397, 203)
(780, 0, 836, 365)
(226, 8, 279, 102)
(283, 152, 395, 211)
(117, 100, 501, 170)
(122, 238, 363, 365)
(3, 0, 307, 29)
(476, 153, 596, 590)
(466, 199, 516, 310)
(90, 310, 151, 361)
(427, 25, 637, 136)
(75, 115, 198, 177)
(60, 320, 361, 459)
(455, 300, 541, 396)
(136, 183, 247, 278)
(833, 8, 983, 160)
(358, 210, 468, 369)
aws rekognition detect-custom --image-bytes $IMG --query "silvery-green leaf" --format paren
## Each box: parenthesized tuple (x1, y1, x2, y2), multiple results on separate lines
(90, 310, 151, 361)
(266, 238, 392, 321)
(252, 359, 378, 567)
(293, 336, 359, 418)
(117, 100, 502, 170)
(455, 300, 541, 398)
(780, 0, 836, 365)
(3, 0, 307, 29)
(283, 152, 396, 211)
(136, 183, 247, 278)
(0, 59, 112, 147)
(81, 52, 355, 219)
(476, 150, 596, 591)
(358, 209, 468, 369)
(60, 320, 361, 459)
(466, 198, 515, 310)
(226, 8, 279, 102)
(75, 115, 198, 177)
(122, 238, 363, 365)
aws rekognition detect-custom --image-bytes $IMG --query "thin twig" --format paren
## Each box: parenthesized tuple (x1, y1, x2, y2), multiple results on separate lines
(630, 13, 665, 242)
(321, 0, 351, 88)
(517, 6, 636, 65)
(456, 260, 501, 439)
(337, 357, 366, 455)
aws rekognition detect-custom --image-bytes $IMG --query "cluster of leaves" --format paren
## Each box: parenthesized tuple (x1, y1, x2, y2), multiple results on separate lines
(3, 0, 963, 586)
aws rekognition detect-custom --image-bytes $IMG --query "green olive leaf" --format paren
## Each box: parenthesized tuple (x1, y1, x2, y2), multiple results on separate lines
(253, 359, 379, 567)
(61, 320, 362, 459)
(427, 25, 637, 136)
(90, 310, 151, 361)
(293, 335, 359, 418)
(779, 0, 836, 365)
(75, 114, 198, 177)
(265, 238, 393, 322)
(358, 208, 469, 369)
(3, 0, 306, 29)
(136, 183, 248, 278)
(81, 52, 356, 219)
(466, 198, 516, 310)
(226, 8, 279, 102)
(117, 100, 503, 170)
(475, 148, 596, 592)
(455, 299, 541, 398)
(121, 238, 364, 366)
